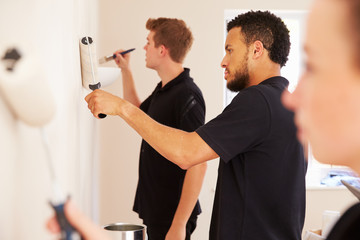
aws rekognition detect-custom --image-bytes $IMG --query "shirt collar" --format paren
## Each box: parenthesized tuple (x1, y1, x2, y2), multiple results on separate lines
(156, 68, 190, 92)
(259, 76, 289, 89)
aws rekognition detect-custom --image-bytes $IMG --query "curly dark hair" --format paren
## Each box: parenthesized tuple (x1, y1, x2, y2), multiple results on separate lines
(227, 10, 290, 67)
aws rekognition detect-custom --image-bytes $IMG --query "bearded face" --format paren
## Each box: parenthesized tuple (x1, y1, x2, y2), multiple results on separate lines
(226, 54, 250, 92)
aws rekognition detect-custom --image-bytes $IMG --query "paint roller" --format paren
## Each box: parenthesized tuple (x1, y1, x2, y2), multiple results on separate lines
(0, 47, 56, 126)
(79, 36, 106, 118)
(0, 46, 81, 239)
(41, 128, 82, 240)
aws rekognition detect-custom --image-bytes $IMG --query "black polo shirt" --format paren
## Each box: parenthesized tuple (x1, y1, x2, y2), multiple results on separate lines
(326, 202, 360, 240)
(133, 68, 205, 225)
(196, 76, 306, 240)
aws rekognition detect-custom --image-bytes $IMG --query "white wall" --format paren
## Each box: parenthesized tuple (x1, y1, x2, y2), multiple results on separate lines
(97, 0, 351, 239)
(0, 0, 99, 239)
(305, 188, 358, 233)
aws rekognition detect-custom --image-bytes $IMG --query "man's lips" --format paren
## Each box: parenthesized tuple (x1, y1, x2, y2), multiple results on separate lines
(224, 70, 229, 79)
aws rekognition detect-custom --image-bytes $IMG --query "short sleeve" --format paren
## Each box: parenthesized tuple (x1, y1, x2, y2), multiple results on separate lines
(179, 95, 205, 132)
(196, 87, 270, 162)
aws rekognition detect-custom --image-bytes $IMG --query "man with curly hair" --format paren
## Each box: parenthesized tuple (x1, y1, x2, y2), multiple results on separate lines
(86, 10, 306, 240)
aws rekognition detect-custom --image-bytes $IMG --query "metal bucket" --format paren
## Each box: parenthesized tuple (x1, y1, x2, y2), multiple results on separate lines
(103, 223, 147, 240)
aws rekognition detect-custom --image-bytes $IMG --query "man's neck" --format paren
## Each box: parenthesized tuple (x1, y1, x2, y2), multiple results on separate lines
(249, 63, 281, 86)
(157, 63, 184, 87)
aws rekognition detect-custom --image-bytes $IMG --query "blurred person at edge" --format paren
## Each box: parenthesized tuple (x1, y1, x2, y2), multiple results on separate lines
(282, 0, 360, 239)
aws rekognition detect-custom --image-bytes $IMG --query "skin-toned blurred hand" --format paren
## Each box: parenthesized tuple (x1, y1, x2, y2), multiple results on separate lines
(46, 200, 110, 240)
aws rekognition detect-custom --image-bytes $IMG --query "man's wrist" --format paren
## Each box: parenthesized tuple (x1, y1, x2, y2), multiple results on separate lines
(120, 66, 131, 74)
(171, 218, 187, 228)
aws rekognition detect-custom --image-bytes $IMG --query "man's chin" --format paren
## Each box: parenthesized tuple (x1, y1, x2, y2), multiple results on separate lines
(227, 87, 240, 93)
(227, 83, 244, 92)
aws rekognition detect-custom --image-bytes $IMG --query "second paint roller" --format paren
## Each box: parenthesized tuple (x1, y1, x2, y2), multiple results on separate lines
(79, 36, 106, 118)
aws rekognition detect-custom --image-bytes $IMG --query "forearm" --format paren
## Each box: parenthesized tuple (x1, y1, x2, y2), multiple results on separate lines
(118, 99, 212, 169)
(85, 90, 218, 168)
(171, 163, 207, 226)
(119, 99, 191, 168)
(121, 67, 141, 107)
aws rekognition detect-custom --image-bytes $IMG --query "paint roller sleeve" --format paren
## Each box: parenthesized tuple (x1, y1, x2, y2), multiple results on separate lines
(79, 36, 106, 118)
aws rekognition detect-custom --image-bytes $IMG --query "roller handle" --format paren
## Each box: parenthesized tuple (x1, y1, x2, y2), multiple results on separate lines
(51, 202, 82, 240)
(89, 82, 107, 118)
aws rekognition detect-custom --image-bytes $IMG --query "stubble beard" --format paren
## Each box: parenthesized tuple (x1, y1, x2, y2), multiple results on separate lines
(226, 63, 250, 92)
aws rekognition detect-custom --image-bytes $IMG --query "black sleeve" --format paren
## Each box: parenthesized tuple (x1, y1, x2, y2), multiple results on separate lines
(196, 87, 270, 162)
(179, 94, 206, 132)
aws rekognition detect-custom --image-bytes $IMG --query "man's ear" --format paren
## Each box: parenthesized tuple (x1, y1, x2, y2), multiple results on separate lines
(252, 40, 264, 59)
(159, 45, 167, 56)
